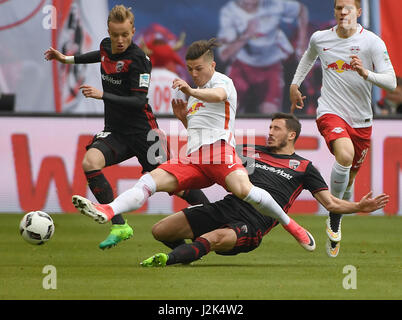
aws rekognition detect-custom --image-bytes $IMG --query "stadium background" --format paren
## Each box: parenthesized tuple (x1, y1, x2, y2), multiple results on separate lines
(0, 0, 401, 215)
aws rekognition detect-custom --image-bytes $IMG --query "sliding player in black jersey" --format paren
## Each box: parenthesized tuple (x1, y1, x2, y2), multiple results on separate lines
(44, 5, 209, 250)
(140, 113, 389, 267)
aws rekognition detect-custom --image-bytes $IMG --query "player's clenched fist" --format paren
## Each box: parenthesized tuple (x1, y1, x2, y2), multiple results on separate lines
(172, 98, 188, 127)
(172, 78, 192, 96)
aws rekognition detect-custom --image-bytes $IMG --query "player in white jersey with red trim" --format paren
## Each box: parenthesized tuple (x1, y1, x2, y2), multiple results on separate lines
(289, 0, 396, 257)
(73, 38, 317, 252)
(183, 66, 237, 156)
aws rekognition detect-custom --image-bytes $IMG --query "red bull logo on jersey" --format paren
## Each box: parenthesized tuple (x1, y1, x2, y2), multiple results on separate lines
(187, 102, 205, 115)
(326, 60, 354, 73)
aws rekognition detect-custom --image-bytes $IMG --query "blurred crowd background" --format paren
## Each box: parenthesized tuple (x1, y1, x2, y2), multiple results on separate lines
(0, 0, 401, 116)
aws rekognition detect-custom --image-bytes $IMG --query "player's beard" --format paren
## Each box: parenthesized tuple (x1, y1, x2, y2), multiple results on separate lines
(266, 137, 287, 153)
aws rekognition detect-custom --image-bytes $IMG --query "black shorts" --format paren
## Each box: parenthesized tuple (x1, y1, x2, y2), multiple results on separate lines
(183, 195, 279, 256)
(86, 129, 170, 173)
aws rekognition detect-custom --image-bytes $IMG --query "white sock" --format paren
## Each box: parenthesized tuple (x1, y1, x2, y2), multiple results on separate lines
(109, 174, 156, 215)
(330, 161, 351, 199)
(342, 182, 354, 202)
(243, 186, 291, 225)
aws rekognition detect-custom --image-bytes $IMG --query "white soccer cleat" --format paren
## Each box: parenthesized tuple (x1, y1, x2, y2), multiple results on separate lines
(300, 230, 316, 252)
(326, 238, 340, 258)
(72, 195, 114, 224)
(326, 217, 342, 242)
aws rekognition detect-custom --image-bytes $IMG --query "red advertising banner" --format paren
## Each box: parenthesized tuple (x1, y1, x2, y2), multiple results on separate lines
(0, 117, 401, 215)
(381, 0, 402, 77)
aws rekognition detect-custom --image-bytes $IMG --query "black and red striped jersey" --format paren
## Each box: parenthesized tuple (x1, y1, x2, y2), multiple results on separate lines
(232, 144, 328, 212)
(75, 37, 158, 134)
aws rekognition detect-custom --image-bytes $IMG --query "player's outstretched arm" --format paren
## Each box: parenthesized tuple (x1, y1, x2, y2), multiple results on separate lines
(356, 191, 390, 212)
(289, 84, 306, 113)
(289, 43, 318, 112)
(172, 78, 227, 103)
(44, 47, 71, 64)
(44, 47, 101, 64)
(314, 190, 389, 214)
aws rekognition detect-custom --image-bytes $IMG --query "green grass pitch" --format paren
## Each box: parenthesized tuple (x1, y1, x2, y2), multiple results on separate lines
(0, 213, 401, 300)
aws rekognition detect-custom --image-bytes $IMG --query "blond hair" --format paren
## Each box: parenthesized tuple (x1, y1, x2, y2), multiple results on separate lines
(107, 5, 134, 26)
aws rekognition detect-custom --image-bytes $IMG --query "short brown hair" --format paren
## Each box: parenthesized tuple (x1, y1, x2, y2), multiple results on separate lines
(185, 38, 220, 61)
(271, 112, 302, 143)
(334, 0, 361, 9)
(108, 5, 134, 26)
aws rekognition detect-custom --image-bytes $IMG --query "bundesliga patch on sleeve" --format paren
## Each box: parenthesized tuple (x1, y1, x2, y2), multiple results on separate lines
(139, 73, 150, 88)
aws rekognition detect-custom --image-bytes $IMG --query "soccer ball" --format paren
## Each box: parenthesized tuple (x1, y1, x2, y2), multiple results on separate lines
(19, 211, 55, 245)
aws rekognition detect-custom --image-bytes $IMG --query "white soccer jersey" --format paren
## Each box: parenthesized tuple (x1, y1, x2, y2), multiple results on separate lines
(217, 0, 301, 67)
(186, 71, 237, 155)
(300, 25, 395, 128)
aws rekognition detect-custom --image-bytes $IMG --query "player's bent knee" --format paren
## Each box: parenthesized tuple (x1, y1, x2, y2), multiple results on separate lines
(231, 184, 252, 200)
(151, 224, 163, 241)
(82, 149, 106, 171)
(225, 172, 252, 199)
(203, 228, 237, 252)
(150, 168, 179, 193)
(335, 153, 354, 167)
(333, 140, 355, 166)
(151, 221, 168, 241)
(151, 216, 185, 241)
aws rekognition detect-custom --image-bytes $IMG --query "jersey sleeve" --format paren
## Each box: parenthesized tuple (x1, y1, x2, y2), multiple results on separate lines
(291, 32, 319, 86)
(307, 32, 319, 57)
(74, 50, 101, 64)
(211, 74, 234, 101)
(370, 36, 395, 73)
(128, 55, 152, 95)
(304, 162, 328, 194)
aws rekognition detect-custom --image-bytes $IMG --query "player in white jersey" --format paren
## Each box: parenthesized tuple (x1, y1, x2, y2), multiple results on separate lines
(73, 38, 317, 252)
(217, 0, 308, 113)
(289, 0, 396, 257)
(181, 69, 237, 155)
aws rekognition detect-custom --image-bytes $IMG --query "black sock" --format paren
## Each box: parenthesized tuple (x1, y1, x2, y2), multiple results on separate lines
(160, 239, 186, 250)
(166, 237, 211, 265)
(329, 212, 342, 232)
(85, 170, 125, 225)
(110, 214, 125, 225)
(330, 241, 338, 248)
(181, 189, 210, 205)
